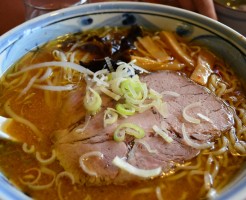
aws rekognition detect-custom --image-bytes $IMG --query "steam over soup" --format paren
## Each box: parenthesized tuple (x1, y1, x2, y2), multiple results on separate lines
(0, 26, 245, 200)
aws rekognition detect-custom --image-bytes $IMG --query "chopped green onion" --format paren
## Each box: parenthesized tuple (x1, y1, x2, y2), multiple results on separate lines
(121, 78, 141, 99)
(149, 89, 163, 99)
(106, 107, 128, 118)
(131, 102, 153, 113)
(107, 73, 113, 81)
(116, 104, 135, 116)
(83, 87, 102, 115)
(114, 123, 145, 142)
(120, 76, 147, 101)
(152, 125, 173, 143)
(109, 78, 126, 95)
(92, 69, 109, 87)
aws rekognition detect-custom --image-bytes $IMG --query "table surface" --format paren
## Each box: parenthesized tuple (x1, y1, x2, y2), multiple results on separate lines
(0, 0, 25, 35)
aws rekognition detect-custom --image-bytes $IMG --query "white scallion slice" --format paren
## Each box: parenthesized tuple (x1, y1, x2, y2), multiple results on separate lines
(149, 89, 163, 99)
(93, 69, 109, 87)
(161, 90, 180, 97)
(135, 139, 158, 154)
(132, 102, 153, 113)
(148, 89, 169, 118)
(152, 125, 173, 143)
(104, 109, 118, 127)
(79, 151, 104, 177)
(117, 60, 149, 74)
(112, 156, 162, 178)
(197, 113, 213, 123)
(75, 115, 91, 133)
(100, 86, 121, 101)
(83, 87, 102, 114)
(128, 59, 150, 74)
(116, 62, 136, 77)
(181, 123, 214, 149)
(105, 108, 127, 118)
(109, 78, 126, 95)
(153, 99, 169, 119)
(182, 102, 201, 124)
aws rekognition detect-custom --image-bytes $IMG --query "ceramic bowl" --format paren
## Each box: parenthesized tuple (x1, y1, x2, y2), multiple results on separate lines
(0, 2, 245, 200)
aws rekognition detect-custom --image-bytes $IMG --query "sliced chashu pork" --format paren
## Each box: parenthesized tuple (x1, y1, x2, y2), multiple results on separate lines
(53, 71, 234, 185)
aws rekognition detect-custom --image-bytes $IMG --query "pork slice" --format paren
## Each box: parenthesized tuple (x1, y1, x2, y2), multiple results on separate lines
(55, 135, 128, 185)
(140, 71, 234, 141)
(58, 87, 86, 129)
(55, 108, 160, 144)
(53, 93, 116, 144)
(127, 132, 199, 171)
(54, 71, 234, 186)
(57, 84, 114, 131)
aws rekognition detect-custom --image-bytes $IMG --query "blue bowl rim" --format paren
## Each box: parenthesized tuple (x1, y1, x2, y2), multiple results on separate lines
(0, 2, 245, 53)
(0, 2, 245, 200)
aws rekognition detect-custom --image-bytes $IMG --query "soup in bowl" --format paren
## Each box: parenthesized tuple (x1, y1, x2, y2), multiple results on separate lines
(0, 2, 245, 200)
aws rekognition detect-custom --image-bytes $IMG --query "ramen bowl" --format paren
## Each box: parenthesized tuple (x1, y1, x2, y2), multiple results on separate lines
(0, 2, 246, 200)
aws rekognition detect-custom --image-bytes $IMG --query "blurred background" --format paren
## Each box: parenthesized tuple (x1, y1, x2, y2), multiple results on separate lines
(0, 0, 25, 35)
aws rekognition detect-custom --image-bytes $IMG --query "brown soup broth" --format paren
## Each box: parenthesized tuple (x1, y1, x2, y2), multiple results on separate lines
(0, 26, 245, 200)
